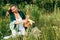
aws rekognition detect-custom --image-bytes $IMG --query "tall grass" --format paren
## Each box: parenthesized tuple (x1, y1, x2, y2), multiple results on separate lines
(0, 4, 60, 40)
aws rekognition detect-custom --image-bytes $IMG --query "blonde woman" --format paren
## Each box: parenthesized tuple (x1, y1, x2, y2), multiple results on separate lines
(4, 4, 29, 39)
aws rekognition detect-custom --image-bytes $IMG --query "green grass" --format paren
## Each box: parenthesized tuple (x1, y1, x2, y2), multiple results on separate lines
(0, 5, 60, 40)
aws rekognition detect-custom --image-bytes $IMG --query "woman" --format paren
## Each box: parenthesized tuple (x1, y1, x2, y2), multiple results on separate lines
(6, 4, 29, 37)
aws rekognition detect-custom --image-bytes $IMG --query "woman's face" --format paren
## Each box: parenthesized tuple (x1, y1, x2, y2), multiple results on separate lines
(11, 6, 18, 13)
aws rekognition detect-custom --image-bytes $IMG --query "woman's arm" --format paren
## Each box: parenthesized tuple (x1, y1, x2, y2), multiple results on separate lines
(14, 8, 30, 24)
(14, 19, 27, 24)
(6, 7, 11, 17)
(15, 18, 28, 24)
(6, 11, 9, 16)
(23, 14, 30, 23)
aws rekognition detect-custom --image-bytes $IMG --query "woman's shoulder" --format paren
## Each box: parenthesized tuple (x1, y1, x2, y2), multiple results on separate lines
(19, 10, 25, 15)
(18, 10, 26, 19)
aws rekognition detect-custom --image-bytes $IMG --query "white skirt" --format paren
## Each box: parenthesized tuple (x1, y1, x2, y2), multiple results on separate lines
(10, 20, 25, 37)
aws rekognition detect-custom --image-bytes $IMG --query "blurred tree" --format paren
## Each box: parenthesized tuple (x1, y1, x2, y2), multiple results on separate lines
(3, 0, 7, 4)
(57, 1, 60, 9)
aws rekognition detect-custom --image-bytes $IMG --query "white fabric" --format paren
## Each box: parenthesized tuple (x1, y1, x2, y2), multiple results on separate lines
(15, 16, 25, 35)
(10, 15, 25, 37)
(4, 14, 25, 39)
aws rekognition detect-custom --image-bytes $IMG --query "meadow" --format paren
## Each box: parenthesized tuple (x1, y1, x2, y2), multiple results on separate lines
(0, 3, 60, 40)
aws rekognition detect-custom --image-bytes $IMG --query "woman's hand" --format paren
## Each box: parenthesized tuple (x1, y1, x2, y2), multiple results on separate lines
(14, 21, 20, 24)
(26, 15, 30, 19)
(6, 12, 9, 17)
